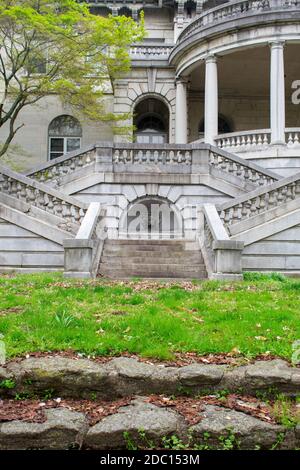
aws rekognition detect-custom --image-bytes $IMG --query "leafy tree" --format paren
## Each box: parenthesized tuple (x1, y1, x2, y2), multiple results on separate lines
(0, 0, 145, 157)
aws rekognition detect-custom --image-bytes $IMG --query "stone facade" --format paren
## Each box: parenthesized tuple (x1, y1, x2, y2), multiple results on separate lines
(1, 1, 300, 174)
(1, 1, 300, 279)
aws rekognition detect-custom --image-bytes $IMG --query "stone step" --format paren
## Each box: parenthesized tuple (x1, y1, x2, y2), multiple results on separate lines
(107, 239, 187, 246)
(101, 256, 204, 265)
(99, 269, 207, 279)
(104, 243, 202, 253)
(100, 239, 206, 279)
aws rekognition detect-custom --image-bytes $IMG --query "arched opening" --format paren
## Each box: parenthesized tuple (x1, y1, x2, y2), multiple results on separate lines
(48, 115, 82, 160)
(134, 98, 169, 144)
(198, 115, 232, 139)
(118, 7, 132, 17)
(119, 197, 183, 239)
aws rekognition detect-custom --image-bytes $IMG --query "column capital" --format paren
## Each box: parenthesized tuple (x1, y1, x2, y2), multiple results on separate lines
(269, 40, 285, 49)
(175, 76, 189, 86)
(205, 54, 217, 64)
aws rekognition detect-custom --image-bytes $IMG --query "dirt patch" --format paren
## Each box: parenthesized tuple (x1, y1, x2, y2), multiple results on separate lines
(147, 394, 276, 426)
(5, 350, 290, 367)
(0, 307, 24, 317)
(0, 397, 132, 425)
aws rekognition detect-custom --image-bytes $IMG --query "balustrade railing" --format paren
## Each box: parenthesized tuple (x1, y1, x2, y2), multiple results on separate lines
(178, 0, 300, 43)
(27, 146, 97, 185)
(113, 146, 192, 165)
(286, 128, 300, 146)
(130, 44, 173, 60)
(215, 130, 271, 151)
(0, 165, 87, 232)
(209, 148, 277, 186)
(219, 173, 300, 229)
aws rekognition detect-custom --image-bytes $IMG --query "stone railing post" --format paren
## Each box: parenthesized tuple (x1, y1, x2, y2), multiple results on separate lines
(191, 146, 210, 174)
(200, 204, 244, 280)
(213, 240, 244, 278)
(64, 202, 106, 279)
(95, 144, 113, 172)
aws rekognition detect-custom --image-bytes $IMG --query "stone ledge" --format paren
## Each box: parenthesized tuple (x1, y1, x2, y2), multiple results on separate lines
(0, 408, 88, 450)
(0, 398, 298, 450)
(1, 357, 299, 399)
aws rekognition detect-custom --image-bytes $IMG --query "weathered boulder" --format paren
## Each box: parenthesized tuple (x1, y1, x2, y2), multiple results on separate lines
(178, 364, 225, 390)
(85, 398, 186, 450)
(0, 408, 88, 450)
(105, 357, 179, 396)
(7, 357, 110, 399)
(2, 357, 300, 399)
(243, 360, 294, 394)
(190, 405, 294, 450)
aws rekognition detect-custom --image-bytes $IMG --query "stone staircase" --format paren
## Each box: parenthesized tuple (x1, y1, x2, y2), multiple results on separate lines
(99, 239, 207, 279)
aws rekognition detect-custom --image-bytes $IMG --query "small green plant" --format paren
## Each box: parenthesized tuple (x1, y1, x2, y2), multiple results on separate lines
(0, 379, 16, 389)
(14, 391, 33, 400)
(216, 389, 230, 401)
(162, 435, 188, 450)
(271, 432, 285, 450)
(218, 429, 240, 450)
(123, 432, 138, 451)
(138, 429, 154, 449)
(272, 394, 300, 428)
(43, 389, 55, 400)
(90, 392, 97, 401)
(54, 311, 76, 328)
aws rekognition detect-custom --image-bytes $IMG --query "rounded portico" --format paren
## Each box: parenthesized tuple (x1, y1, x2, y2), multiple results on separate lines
(170, 0, 300, 175)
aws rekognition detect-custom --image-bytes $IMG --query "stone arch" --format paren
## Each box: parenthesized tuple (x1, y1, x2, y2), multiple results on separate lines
(119, 195, 184, 239)
(114, 78, 176, 143)
(133, 95, 171, 144)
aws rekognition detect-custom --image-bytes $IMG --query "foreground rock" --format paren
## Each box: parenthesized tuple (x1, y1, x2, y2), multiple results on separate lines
(1, 357, 299, 399)
(0, 408, 88, 450)
(0, 399, 299, 450)
(190, 405, 295, 450)
(85, 398, 186, 450)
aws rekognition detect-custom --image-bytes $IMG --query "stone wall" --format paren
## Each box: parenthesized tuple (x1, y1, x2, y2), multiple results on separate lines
(243, 225, 300, 273)
(0, 218, 64, 272)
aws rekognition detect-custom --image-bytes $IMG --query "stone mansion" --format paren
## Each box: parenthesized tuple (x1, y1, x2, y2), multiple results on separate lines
(1, 0, 300, 279)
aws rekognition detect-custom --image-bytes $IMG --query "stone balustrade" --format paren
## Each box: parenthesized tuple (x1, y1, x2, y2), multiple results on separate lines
(26, 143, 279, 191)
(219, 173, 300, 228)
(113, 146, 192, 165)
(0, 165, 87, 230)
(286, 128, 300, 146)
(178, 0, 299, 43)
(27, 145, 97, 185)
(215, 130, 271, 151)
(130, 44, 173, 60)
(209, 148, 277, 186)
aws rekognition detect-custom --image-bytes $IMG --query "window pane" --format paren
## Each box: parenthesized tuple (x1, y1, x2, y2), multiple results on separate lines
(67, 138, 81, 153)
(50, 138, 64, 152)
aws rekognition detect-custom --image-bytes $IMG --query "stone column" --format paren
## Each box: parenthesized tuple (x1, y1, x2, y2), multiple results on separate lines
(175, 78, 188, 144)
(270, 41, 286, 145)
(205, 55, 218, 145)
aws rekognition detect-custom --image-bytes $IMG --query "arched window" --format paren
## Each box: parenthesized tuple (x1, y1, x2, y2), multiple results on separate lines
(134, 98, 169, 144)
(48, 115, 82, 160)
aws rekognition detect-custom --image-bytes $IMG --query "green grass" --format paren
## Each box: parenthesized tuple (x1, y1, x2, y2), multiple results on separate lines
(0, 272, 299, 360)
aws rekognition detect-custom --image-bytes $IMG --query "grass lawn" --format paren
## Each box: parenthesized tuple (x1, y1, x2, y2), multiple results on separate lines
(0, 272, 299, 361)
